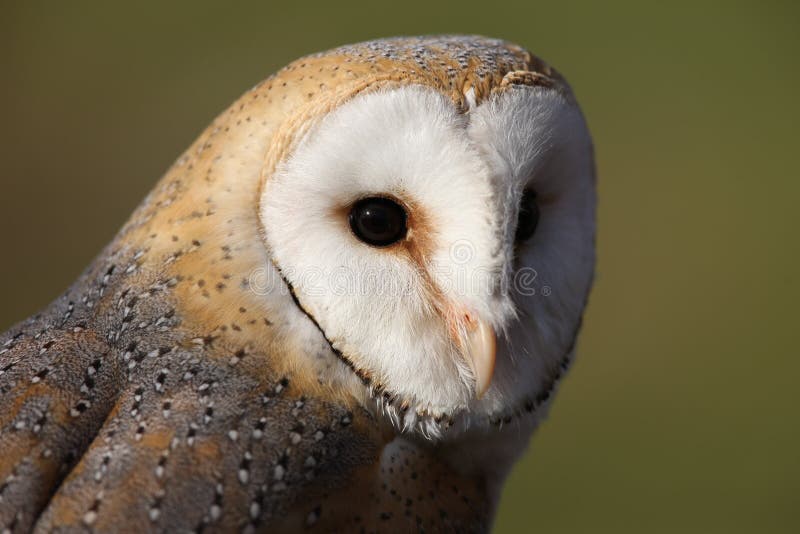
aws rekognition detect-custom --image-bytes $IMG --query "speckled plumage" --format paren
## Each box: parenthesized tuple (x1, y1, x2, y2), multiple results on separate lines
(0, 36, 586, 533)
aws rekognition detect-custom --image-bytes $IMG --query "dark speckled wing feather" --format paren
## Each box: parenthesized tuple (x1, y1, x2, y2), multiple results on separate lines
(0, 254, 380, 533)
(0, 257, 483, 533)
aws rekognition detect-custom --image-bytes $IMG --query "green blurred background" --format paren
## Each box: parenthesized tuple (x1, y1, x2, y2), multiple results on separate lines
(1, 1, 798, 532)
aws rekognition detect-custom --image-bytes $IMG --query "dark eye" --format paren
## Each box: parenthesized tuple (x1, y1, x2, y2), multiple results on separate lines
(349, 196, 408, 247)
(515, 188, 540, 243)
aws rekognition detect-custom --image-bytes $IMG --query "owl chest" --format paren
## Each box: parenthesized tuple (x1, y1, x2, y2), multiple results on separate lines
(273, 436, 491, 533)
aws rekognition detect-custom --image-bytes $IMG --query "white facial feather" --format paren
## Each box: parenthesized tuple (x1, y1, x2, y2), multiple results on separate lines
(464, 87, 595, 427)
(261, 84, 595, 439)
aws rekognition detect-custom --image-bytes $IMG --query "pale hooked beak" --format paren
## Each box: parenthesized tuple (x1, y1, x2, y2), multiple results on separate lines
(464, 315, 497, 399)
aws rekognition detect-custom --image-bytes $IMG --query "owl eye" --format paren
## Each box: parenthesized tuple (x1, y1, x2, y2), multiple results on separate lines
(349, 196, 408, 247)
(515, 188, 540, 242)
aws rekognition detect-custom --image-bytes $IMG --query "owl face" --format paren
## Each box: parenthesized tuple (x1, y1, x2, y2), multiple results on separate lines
(261, 83, 594, 436)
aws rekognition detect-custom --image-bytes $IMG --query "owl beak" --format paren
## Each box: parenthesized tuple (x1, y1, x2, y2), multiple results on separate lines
(464, 316, 497, 399)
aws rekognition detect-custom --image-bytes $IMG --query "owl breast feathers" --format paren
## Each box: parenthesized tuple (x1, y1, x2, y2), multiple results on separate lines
(0, 35, 595, 532)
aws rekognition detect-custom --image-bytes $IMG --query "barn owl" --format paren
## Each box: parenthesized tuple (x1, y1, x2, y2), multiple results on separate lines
(0, 36, 595, 532)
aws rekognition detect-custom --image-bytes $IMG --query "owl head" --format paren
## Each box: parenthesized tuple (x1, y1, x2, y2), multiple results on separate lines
(257, 37, 595, 440)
